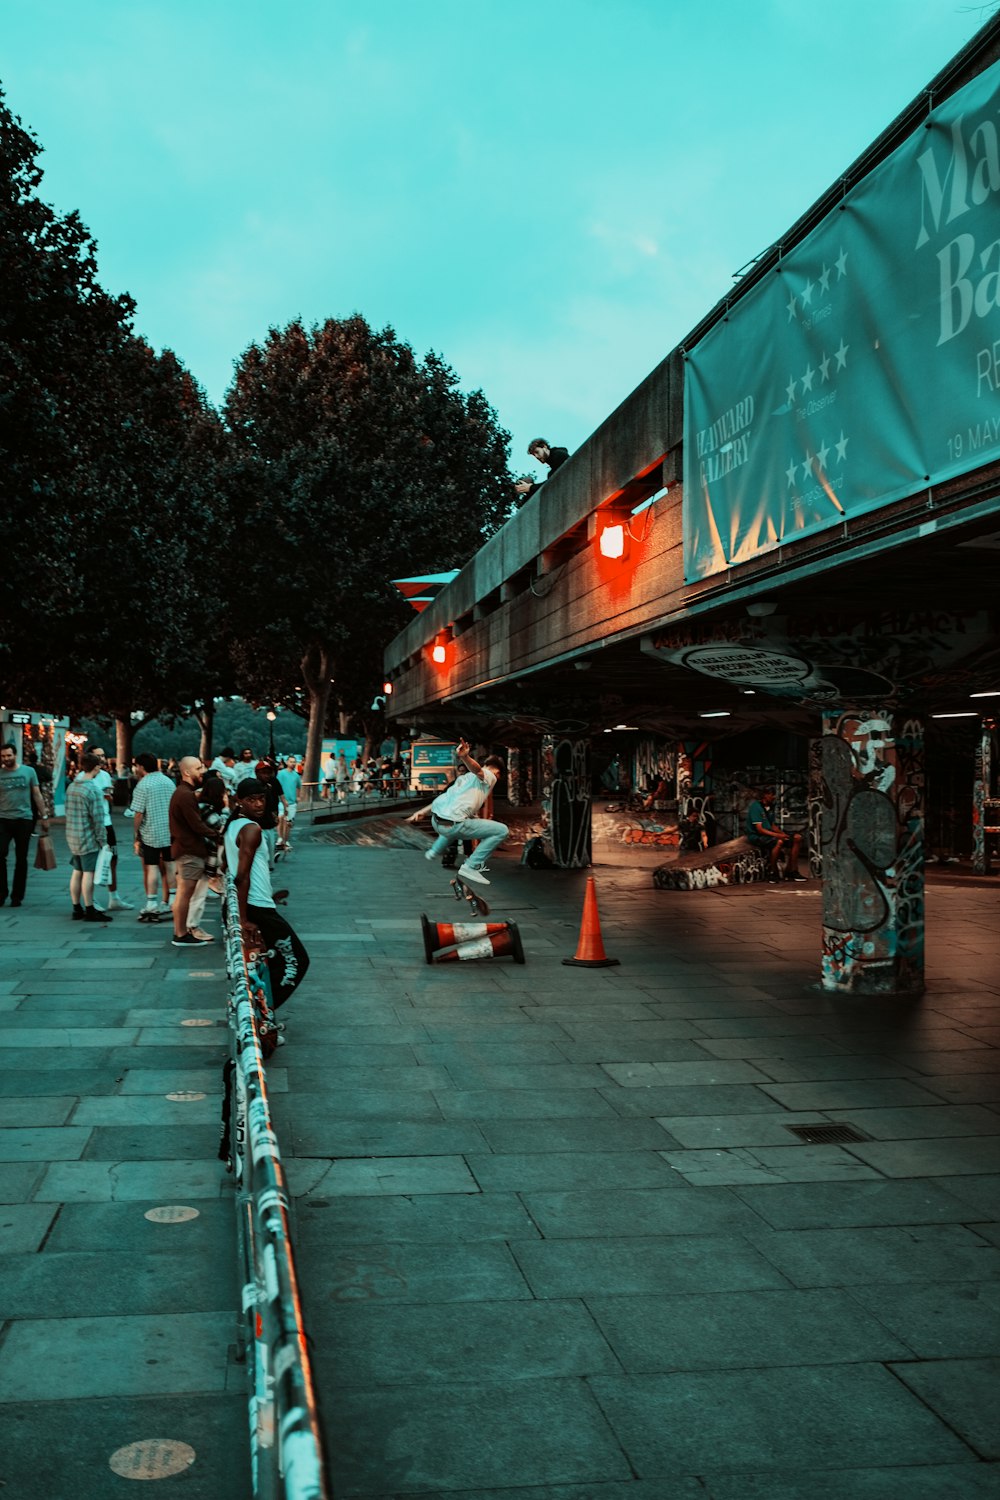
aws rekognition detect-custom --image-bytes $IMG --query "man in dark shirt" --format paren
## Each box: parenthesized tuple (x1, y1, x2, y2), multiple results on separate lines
(746, 787, 805, 881)
(168, 756, 220, 946)
(515, 438, 570, 498)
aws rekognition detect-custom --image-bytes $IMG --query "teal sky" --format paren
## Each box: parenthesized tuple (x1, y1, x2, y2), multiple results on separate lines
(1, 0, 990, 474)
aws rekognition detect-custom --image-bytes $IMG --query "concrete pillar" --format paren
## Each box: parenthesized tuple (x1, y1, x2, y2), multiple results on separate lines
(540, 733, 592, 868)
(820, 709, 925, 996)
(807, 736, 824, 879)
(972, 724, 991, 875)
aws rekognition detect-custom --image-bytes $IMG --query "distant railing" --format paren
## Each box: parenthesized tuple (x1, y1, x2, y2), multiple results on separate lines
(222, 876, 331, 1500)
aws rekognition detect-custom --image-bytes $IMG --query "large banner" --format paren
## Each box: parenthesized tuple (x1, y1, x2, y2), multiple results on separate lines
(684, 58, 1000, 580)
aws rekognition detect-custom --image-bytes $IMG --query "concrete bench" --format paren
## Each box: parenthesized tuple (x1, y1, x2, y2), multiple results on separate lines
(653, 836, 771, 890)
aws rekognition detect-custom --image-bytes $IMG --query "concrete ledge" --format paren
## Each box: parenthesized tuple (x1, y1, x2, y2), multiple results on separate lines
(653, 837, 770, 890)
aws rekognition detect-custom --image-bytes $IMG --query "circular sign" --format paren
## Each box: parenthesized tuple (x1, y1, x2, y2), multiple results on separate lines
(180, 1018, 215, 1028)
(143, 1206, 200, 1224)
(165, 1091, 206, 1102)
(679, 644, 812, 687)
(108, 1439, 196, 1480)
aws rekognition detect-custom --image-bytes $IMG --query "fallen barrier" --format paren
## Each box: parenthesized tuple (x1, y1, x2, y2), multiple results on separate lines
(222, 876, 331, 1500)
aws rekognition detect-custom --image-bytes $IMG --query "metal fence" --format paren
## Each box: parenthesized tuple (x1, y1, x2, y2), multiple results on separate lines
(222, 877, 331, 1500)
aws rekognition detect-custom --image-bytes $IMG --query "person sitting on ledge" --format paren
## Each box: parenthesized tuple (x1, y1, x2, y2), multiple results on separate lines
(746, 787, 804, 881)
(514, 438, 570, 498)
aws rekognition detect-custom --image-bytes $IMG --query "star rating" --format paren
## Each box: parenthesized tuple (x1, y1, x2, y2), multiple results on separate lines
(835, 431, 849, 463)
(834, 338, 849, 370)
(819, 352, 831, 382)
(819, 264, 831, 293)
(816, 440, 830, 472)
(786, 458, 798, 489)
(801, 452, 814, 481)
(786, 374, 798, 404)
(835, 247, 848, 279)
(801, 363, 815, 393)
(801, 278, 815, 307)
(786, 290, 798, 321)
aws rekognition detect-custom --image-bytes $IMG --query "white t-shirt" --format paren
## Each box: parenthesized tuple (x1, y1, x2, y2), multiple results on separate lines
(431, 767, 497, 822)
(91, 768, 114, 827)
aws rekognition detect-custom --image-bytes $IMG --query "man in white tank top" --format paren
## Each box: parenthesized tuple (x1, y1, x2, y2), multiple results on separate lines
(226, 779, 310, 1012)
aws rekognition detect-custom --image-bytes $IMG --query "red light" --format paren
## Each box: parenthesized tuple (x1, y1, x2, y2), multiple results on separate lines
(432, 644, 447, 664)
(599, 523, 625, 559)
(382, 680, 393, 695)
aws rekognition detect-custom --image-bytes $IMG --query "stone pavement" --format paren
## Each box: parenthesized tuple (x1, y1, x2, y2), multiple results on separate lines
(2, 813, 999, 1497)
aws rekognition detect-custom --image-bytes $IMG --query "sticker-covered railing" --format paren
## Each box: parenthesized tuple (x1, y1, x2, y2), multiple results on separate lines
(221, 875, 331, 1500)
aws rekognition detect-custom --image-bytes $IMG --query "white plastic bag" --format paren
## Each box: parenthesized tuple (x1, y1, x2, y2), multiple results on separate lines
(93, 844, 114, 887)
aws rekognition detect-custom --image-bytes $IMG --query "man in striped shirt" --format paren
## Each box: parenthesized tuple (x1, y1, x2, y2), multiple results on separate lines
(65, 753, 110, 923)
(131, 753, 177, 921)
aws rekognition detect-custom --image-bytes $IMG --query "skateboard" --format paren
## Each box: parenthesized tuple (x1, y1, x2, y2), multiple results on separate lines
(450, 874, 490, 917)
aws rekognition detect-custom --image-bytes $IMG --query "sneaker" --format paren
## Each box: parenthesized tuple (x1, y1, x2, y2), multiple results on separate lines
(458, 862, 490, 887)
(83, 908, 113, 923)
(786, 870, 807, 882)
(424, 847, 438, 861)
(189, 928, 215, 943)
(72, 905, 85, 921)
(171, 932, 202, 947)
(158, 902, 173, 916)
(107, 894, 135, 911)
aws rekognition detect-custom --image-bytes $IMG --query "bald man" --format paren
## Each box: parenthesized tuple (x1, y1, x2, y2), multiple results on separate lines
(168, 756, 220, 947)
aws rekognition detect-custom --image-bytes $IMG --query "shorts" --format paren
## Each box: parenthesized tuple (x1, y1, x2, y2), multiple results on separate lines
(175, 854, 206, 882)
(284, 804, 297, 822)
(70, 849, 100, 873)
(140, 842, 172, 867)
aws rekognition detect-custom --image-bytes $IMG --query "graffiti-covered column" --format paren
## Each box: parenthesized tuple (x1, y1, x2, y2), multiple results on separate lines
(807, 736, 824, 879)
(820, 709, 925, 995)
(972, 724, 991, 875)
(677, 739, 714, 839)
(506, 748, 525, 808)
(540, 733, 592, 868)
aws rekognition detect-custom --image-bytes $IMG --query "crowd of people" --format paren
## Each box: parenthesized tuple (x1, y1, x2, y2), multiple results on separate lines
(322, 751, 408, 801)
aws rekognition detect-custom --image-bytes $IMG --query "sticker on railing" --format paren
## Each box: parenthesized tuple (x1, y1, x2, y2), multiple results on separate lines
(108, 1438, 196, 1479)
(143, 1206, 200, 1224)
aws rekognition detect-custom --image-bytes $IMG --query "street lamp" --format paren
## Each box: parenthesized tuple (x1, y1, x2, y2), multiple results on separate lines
(266, 710, 277, 760)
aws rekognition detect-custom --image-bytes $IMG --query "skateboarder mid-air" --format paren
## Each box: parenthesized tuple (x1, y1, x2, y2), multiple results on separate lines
(408, 741, 507, 886)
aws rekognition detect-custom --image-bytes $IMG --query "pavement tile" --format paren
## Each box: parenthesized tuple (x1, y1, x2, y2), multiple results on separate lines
(0, 1394, 251, 1500)
(292, 1192, 540, 1245)
(900, 1052, 1000, 1075)
(270, 1065, 453, 1092)
(662, 1144, 881, 1185)
(296, 1240, 531, 1306)
(467, 1151, 677, 1192)
(843, 1136, 1000, 1177)
(747, 1224, 1000, 1285)
(556, 1039, 713, 1063)
(835, 1105, 1000, 1139)
(890, 1358, 1000, 1458)
(118, 1064, 279, 1092)
(700, 1462, 1000, 1499)
(751, 1056, 925, 1082)
(45, 1199, 234, 1253)
(695, 1036, 852, 1059)
(654, 1112, 830, 1148)
(732, 1178, 988, 1229)
(34, 1159, 229, 1202)
(0, 1126, 92, 1162)
(312, 1299, 621, 1386)
(434, 1088, 618, 1120)
(288, 1119, 488, 1157)
(510, 1234, 790, 1298)
(0, 1248, 238, 1319)
(0, 1097, 77, 1127)
(412, 1041, 569, 1067)
(72, 1095, 220, 1125)
(80, 1124, 220, 1160)
(0, 1162, 46, 1202)
(521, 1185, 764, 1239)
(4, 1048, 115, 1072)
(0, 1311, 235, 1401)
(379, 1484, 703, 1500)
(0, 1202, 58, 1253)
(474, 1117, 676, 1153)
(285, 1154, 479, 1197)
(588, 1286, 910, 1371)
(919, 1075, 1000, 1103)
(759, 1079, 946, 1110)
(602, 1061, 773, 1087)
(600, 1083, 784, 1117)
(588, 1363, 971, 1475)
(937, 1176, 1000, 1221)
(849, 1280, 1000, 1357)
(326, 1379, 631, 1494)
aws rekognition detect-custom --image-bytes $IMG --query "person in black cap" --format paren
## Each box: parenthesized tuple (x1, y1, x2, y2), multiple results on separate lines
(224, 779, 310, 1013)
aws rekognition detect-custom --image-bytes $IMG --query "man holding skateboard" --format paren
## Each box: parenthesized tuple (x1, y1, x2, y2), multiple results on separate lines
(410, 740, 507, 886)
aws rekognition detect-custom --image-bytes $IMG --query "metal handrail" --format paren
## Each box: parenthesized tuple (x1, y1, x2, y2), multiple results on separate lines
(223, 876, 331, 1500)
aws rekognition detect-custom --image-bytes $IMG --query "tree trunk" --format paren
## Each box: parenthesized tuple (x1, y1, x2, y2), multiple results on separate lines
(114, 713, 134, 770)
(194, 699, 215, 763)
(301, 643, 333, 798)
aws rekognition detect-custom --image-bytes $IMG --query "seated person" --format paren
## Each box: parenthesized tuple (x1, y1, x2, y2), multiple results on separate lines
(746, 787, 804, 881)
(678, 808, 709, 853)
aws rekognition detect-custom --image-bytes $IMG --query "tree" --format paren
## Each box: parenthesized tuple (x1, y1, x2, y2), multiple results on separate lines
(223, 316, 515, 788)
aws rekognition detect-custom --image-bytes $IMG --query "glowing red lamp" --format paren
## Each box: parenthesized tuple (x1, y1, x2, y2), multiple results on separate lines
(382, 680, 393, 695)
(432, 642, 447, 665)
(599, 523, 626, 559)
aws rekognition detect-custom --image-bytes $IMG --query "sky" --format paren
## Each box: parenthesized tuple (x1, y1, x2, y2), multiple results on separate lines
(2, 0, 994, 477)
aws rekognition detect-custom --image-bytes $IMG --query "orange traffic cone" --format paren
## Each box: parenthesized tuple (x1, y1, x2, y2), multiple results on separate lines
(562, 876, 619, 967)
(432, 920, 525, 965)
(421, 914, 512, 965)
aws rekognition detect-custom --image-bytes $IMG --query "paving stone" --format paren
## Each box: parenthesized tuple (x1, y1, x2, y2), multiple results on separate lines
(326, 1379, 631, 1494)
(4, 1048, 115, 1072)
(600, 1083, 784, 1118)
(474, 1117, 676, 1153)
(733, 1179, 987, 1230)
(654, 1112, 831, 1148)
(34, 1159, 229, 1202)
(843, 1136, 1000, 1177)
(295, 1240, 530, 1306)
(695, 1036, 853, 1059)
(0, 1311, 234, 1401)
(437, 1063, 613, 1090)
(521, 1185, 763, 1239)
(747, 1224, 1000, 1286)
(285, 1154, 479, 1198)
(434, 1088, 619, 1120)
(890, 1358, 1000, 1458)
(467, 1150, 678, 1192)
(289, 1119, 488, 1157)
(900, 1052, 1000, 1075)
(0, 1162, 46, 1202)
(118, 1065, 271, 1093)
(313, 1299, 621, 1387)
(0, 1248, 238, 1319)
(701, 1461, 1000, 1499)
(0, 1202, 58, 1253)
(849, 1280, 1000, 1357)
(270, 1064, 453, 1093)
(602, 1060, 773, 1087)
(836, 1105, 1000, 1139)
(919, 1075, 1000, 1104)
(45, 1199, 235, 1253)
(511, 1233, 790, 1298)
(752, 1056, 927, 1082)
(938, 1176, 1000, 1221)
(662, 1143, 881, 1185)
(0, 1125, 92, 1162)
(759, 1079, 947, 1110)
(556, 1039, 713, 1063)
(72, 1095, 220, 1125)
(413, 1041, 569, 1067)
(292, 1192, 540, 1245)
(588, 1363, 970, 1475)
(80, 1125, 227, 1160)
(0, 1393, 250, 1500)
(133, 1026, 231, 1048)
(377, 1484, 703, 1500)
(0, 1097, 77, 1127)
(589, 1286, 910, 1371)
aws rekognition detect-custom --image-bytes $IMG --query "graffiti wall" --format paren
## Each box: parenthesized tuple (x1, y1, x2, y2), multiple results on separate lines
(820, 710, 924, 995)
(540, 733, 592, 868)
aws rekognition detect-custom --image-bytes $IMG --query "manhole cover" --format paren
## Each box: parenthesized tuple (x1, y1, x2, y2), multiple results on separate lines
(144, 1206, 200, 1224)
(108, 1438, 196, 1479)
(165, 1091, 206, 1102)
(180, 1018, 215, 1027)
(785, 1123, 868, 1145)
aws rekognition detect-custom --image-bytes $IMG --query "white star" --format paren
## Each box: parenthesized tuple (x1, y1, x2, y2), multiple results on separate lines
(834, 338, 849, 370)
(801, 279, 815, 306)
(835, 431, 849, 463)
(819, 264, 831, 293)
(801, 364, 815, 392)
(786, 458, 798, 489)
(785, 374, 798, 404)
(819, 352, 831, 382)
(817, 440, 831, 472)
(801, 452, 814, 481)
(786, 290, 798, 321)
(835, 247, 848, 279)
